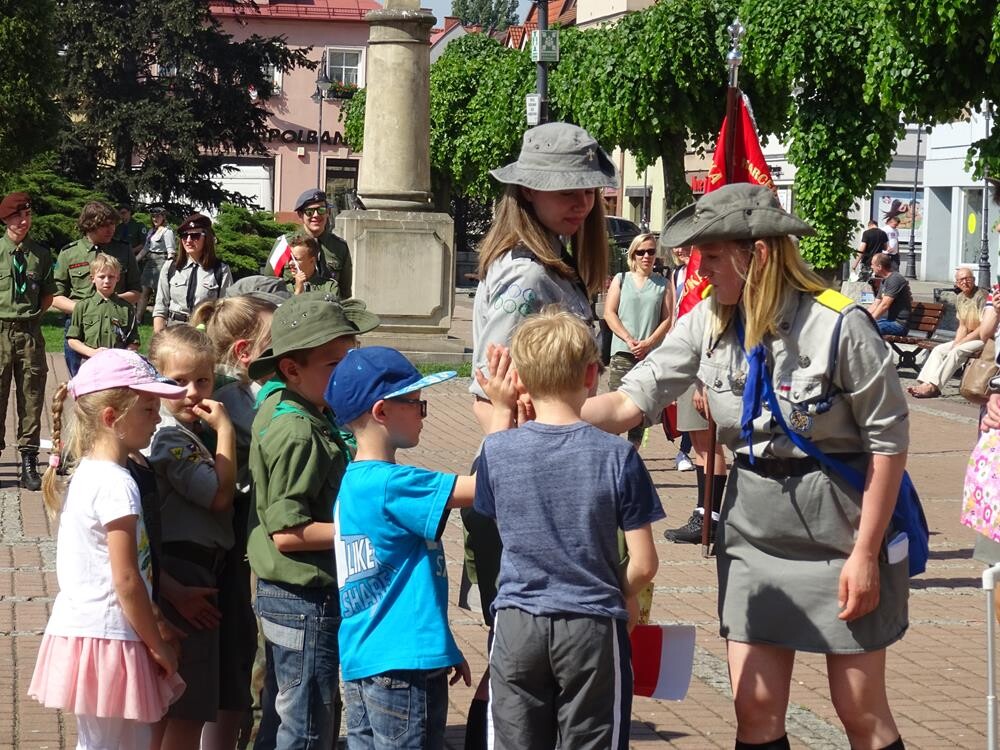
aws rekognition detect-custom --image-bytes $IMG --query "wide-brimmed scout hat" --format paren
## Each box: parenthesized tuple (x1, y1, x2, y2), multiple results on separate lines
(226, 275, 291, 307)
(324, 346, 456, 427)
(660, 183, 815, 248)
(489, 122, 618, 192)
(248, 293, 379, 381)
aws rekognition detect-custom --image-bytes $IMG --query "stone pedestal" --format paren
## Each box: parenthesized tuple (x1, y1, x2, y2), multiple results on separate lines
(357, 1, 435, 210)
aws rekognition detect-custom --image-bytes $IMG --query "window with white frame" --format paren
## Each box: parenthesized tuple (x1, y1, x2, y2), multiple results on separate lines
(325, 47, 363, 87)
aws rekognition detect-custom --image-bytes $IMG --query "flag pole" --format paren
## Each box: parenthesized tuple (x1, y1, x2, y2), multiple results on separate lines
(702, 19, 745, 557)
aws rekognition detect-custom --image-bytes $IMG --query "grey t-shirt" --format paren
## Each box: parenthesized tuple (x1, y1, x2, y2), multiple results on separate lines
(473, 421, 665, 620)
(878, 271, 912, 324)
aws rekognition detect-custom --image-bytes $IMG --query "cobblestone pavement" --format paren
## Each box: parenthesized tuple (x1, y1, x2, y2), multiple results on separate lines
(2, 300, 996, 748)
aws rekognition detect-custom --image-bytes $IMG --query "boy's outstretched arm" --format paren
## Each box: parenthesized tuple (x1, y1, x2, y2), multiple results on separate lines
(622, 525, 658, 597)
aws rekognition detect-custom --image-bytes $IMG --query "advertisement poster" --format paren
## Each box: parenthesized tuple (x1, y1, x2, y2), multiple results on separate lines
(872, 189, 923, 244)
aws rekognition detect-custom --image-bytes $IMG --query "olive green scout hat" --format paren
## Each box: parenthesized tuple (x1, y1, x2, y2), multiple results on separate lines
(660, 183, 815, 248)
(248, 293, 380, 381)
(489, 122, 618, 192)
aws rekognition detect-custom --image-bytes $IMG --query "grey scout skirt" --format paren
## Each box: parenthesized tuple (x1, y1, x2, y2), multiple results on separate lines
(716, 455, 909, 654)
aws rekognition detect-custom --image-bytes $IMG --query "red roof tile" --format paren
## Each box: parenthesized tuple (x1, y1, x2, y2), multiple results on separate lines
(210, 0, 380, 21)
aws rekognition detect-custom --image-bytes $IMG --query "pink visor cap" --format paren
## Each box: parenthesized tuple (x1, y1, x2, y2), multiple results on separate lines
(68, 349, 186, 400)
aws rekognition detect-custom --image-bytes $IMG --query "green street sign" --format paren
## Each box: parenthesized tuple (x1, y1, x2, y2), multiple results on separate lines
(531, 30, 559, 63)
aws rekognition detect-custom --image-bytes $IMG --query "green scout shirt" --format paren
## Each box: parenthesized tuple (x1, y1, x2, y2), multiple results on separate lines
(317, 228, 352, 299)
(55, 238, 141, 301)
(247, 382, 349, 588)
(285, 271, 340, 298)
(0, 236, 56, 320)
(114, 218, 145, 251)
(66, 294, 139, 350)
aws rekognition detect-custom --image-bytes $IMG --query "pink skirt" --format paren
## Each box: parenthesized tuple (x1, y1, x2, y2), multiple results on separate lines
(28, 634, 186, 723)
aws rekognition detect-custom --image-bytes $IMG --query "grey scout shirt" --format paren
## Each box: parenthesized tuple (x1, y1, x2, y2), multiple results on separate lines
(470, 247, 595, 399)
(153, 259, 233, 322)
(619, 291, 910, 458)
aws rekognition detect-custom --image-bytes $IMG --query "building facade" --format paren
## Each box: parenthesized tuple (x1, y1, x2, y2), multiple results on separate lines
(210, 0, 379, 217)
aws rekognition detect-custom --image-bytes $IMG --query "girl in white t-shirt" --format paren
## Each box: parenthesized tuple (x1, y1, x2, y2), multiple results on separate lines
(29, 349, 189, 749)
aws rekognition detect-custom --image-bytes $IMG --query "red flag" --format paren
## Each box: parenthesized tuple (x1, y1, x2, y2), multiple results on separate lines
(677, 251, 712, 318)
(630, 623, 696, 700)
(706, 92, 774, 193)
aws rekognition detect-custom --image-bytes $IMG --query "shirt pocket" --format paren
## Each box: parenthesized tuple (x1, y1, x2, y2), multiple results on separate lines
(697, 359, 741, 431)
(0, 269, 12, 294)
(200, 273, 221, 298)
(69, 264, 91, 293)
(774, 371, 831, 438)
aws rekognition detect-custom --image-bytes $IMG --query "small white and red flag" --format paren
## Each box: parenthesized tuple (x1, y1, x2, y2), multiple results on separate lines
(630, 623, 696, 701)
(267, 235, 291, 276)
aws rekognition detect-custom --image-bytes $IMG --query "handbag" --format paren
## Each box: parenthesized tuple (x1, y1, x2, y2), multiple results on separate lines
(960, 428, 1000, 542)
(959, 338, 997, 405)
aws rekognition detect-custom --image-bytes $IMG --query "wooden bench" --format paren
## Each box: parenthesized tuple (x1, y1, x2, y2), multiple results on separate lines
(882, 301, 946, 369)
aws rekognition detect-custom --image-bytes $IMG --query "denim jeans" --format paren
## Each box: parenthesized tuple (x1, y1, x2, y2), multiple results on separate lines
(876, 318, 907, 336)
(254, 579, 341, 750)
(345, 668, 449, 750)
(63, 317, 83, 377)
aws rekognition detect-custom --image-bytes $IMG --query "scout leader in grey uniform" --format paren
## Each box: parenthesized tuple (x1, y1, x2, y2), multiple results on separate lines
(152, 213, 233, 332)
(583, 184, 910, 750)
(0, 193, 56, 491)
(272, 189, 352, 298)
(52, 201, 141, 378)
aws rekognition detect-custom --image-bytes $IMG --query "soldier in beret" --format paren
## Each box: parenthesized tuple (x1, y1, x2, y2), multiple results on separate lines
(583, 184, 910, 750)
(52, 201, 141, 377)
(0, 192, 56, 491)
(270, 189, 352, 298)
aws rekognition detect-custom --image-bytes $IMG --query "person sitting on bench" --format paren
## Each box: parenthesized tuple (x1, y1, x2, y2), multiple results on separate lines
(867, 252, 912, 336)
(908, 268, 987, 398)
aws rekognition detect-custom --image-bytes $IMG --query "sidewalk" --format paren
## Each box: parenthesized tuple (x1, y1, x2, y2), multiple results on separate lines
(1, 313, 996, 748)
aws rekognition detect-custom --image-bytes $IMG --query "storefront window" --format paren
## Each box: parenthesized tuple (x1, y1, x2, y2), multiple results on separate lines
(963, 187, 985, 265)
(325, 159, 359, 211)
(326, 48, 362, 86)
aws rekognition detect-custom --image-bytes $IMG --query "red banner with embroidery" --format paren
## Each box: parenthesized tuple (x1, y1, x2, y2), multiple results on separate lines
(706, 92, 774, 193)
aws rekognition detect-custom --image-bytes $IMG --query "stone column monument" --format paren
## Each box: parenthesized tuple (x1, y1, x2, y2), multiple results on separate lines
(336, 0, 461, 357)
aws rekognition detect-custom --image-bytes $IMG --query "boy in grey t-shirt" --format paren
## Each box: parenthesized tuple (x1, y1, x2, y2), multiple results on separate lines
(474, 307, 664, 750)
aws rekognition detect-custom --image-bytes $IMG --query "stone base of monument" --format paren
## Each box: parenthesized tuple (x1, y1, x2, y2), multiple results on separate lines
(359, 331, 470, 365)
(337, 208, 457, 347)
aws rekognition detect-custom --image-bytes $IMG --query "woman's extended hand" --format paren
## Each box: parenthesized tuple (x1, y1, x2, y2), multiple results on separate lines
(476, 344, 520, 413)
(837, 549, 880, 621)
(692, 386, 707, 418)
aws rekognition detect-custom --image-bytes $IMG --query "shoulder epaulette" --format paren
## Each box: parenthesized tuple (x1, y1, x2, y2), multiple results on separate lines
(510, 245, 540, 263)
(815, 289, 854, 314)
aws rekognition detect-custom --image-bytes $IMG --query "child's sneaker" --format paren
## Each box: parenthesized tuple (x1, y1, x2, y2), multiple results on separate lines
(675, 452, 695, 472)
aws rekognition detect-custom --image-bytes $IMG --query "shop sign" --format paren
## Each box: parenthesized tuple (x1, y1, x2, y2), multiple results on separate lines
(266, 128, 346, 145)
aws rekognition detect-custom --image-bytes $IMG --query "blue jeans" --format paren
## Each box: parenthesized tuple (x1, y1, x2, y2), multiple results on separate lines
(876, 318, 907, 336)
(254, 579, 341, 750)
(63, 317, 83, 377)
(345, 668, 449, 750)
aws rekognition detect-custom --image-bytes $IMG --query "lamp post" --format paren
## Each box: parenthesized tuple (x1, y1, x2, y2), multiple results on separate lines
(536, 0, 548, 124)
(904, 124, 922, 280)
(979, 102, 993, 290)
(312, 50, 333, 190)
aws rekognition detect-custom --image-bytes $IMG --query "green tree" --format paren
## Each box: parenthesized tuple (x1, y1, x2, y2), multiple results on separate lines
(450, 0, 519, 31)
(0, 1, 61, 174)
(55, 0, 311, 209)
(741, 0, 902, 269)
(212, 203, 297, 276)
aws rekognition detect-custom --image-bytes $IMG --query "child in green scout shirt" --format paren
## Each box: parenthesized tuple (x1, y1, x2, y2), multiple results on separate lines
(246, 293, 379, 750)
(0, 191, 56, 491)
(285, 232, 341, 297)
(66, 254, 139, 359)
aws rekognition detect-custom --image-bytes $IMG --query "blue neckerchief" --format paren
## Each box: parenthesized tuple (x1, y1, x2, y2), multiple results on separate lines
(734, 314, 767, 463)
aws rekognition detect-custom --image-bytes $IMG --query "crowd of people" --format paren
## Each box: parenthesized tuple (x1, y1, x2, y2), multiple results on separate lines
(4, 117, 987, 750)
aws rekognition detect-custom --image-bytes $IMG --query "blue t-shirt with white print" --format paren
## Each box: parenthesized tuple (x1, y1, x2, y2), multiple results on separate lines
(335, 460, 461, 681)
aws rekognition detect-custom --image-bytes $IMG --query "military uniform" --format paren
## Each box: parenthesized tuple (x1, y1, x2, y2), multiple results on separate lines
(114, 218, 145, 252)
(315, 228, 352, 299)
(55, 238, 141, 377)
(66, 293, 139, 351)
(0, 235, 55, 455)
(620, 290, 910, 653)
(152, 260, 233, 325)
(285, 270, 340, 298)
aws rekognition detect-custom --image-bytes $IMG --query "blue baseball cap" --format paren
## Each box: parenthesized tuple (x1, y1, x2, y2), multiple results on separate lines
(325, 346, 457, 427)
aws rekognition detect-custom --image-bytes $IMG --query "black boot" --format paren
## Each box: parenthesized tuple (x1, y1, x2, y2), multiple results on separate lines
(665, 467, 717, 544)
(735, 735, 791, 750)
(20, 451, 41, 492)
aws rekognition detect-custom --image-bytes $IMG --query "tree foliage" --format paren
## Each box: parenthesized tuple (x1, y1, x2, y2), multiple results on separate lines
(0, 1, 61, 174)
(213, 203, 297, 276)
(54, 0, 311, 209)
(450, 0, 519, 31)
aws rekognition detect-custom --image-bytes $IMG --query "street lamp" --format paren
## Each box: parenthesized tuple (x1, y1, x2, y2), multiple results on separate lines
(312, 49, 333, 190)
(978, 101, 993, 290)
(904, 124, 922, 280)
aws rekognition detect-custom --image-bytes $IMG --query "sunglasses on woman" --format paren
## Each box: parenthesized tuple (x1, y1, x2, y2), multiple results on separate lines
(634, 249, 656, 257)
(302, 207, 328, 217)
(180, 232, 205, 241)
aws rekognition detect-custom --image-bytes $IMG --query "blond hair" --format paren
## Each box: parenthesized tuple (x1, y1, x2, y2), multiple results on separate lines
(90, 252, 122, 277)
(190, 296, 276, 375)
(627, 233, 657, 272)
(709, 236, 828, 349)
(477, 185, 609, 296)
(510, 305, 599, 399)
(42, 384, 139, 520)
(148, 324, 216, 374)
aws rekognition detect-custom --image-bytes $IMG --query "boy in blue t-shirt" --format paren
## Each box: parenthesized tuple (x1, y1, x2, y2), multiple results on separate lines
(474, 307, 665, 750)
(325, 345, 515, 750)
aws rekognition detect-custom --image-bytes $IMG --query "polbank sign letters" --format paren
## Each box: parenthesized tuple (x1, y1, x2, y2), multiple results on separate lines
(267, 128, 346, 145)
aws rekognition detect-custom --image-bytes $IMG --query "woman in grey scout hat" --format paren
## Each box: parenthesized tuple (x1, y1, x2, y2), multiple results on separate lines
(462, 121, 617, 746)
(583, 183, 910, 750)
